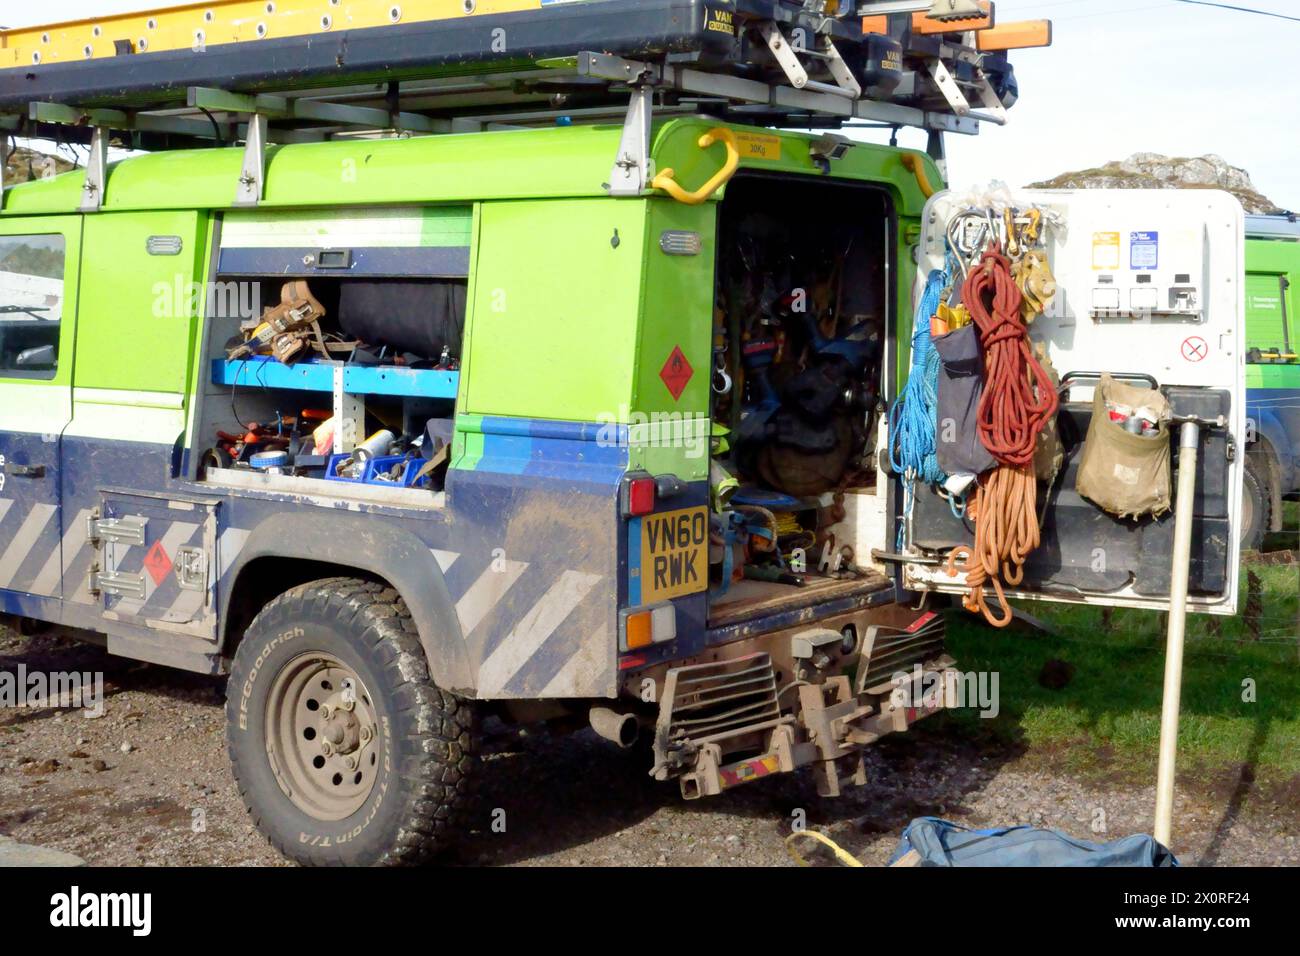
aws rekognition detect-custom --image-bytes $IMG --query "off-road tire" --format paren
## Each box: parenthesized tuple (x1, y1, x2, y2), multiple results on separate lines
(226, 577, 479, 866)
(1240, 453, 1270, 553)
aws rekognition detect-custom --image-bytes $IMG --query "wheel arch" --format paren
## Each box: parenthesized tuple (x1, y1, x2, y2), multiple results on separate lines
(219, 512, 474, 694)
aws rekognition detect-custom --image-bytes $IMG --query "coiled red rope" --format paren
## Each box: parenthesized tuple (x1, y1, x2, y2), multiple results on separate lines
(965, 244, 1058, 467)
(948, 244, 1059, 627)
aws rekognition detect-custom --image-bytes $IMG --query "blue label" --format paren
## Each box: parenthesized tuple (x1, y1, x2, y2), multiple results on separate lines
(1130, 231, 1159, 270)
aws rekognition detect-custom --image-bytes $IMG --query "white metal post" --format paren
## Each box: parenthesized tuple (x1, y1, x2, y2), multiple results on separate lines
(1153, 421, 1201, 848)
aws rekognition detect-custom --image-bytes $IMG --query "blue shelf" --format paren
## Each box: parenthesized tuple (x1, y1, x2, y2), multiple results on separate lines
(213, 357, 458, 400)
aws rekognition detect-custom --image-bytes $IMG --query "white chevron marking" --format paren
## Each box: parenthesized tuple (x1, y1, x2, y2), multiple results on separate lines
(455, 560, 528, 639)
(477, 570, 602, 695)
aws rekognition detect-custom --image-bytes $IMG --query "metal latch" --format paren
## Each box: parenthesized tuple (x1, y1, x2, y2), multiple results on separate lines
(90, 570, 146, 599)
(174, 546, 208, 592)
(87, 512, 148, 547)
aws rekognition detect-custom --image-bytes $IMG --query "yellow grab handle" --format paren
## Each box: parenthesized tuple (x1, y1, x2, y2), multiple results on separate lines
(651, 128, 740, 205)
(901, 153, 936, 199)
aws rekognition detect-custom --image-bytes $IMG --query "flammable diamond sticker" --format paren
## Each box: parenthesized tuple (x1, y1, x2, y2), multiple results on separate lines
(143, 540, 173, 587)
(659, 345, 694, 401)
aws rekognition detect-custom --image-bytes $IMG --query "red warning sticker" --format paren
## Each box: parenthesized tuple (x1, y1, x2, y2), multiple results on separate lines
(143, 541, 173, 587)
(659, 345, 694, 401)
(1181, 336, 1208, 363)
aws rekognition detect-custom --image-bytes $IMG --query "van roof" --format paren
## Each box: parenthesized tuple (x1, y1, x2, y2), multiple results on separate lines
(1246, 214, 1300, 241)
(1, 118, 938, 218)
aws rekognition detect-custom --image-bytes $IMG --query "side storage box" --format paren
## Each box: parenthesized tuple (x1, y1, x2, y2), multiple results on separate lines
(90, 490, 222, 641)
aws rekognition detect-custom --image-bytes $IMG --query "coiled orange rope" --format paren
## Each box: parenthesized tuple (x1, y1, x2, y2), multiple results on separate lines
(947, 244, 1058, 627)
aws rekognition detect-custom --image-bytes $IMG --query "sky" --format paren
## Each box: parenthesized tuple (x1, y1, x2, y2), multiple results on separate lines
(5, 0, 1298, 209)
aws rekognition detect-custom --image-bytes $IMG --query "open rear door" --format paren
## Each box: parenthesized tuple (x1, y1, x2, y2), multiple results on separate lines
(902, 188, 1246, 615)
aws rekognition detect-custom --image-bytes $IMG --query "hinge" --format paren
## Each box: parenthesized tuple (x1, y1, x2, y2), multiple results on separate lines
(87, 512, 148, 547)
(90, 570, 146, 599)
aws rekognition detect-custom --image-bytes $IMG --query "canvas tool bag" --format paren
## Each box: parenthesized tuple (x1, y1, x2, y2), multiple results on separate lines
(933, 323, 996, 478)
(1075, 374, 1172, 519)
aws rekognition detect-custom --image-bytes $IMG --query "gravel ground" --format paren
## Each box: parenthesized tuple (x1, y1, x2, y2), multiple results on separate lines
(2, 622, 1297, 867)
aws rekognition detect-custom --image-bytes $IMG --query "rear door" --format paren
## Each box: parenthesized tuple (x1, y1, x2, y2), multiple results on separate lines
(0, 216, 80, 603)
(902, 189, 1246, 614)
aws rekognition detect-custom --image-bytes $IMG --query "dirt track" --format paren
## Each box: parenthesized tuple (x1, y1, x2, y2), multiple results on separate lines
(1, 623, 1297, 867)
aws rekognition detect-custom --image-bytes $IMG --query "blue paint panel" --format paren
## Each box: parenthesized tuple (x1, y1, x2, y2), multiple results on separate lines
(1247, 385, 1300, 493)
(626, 517, 642, 607)
(470, 416, 629, 487)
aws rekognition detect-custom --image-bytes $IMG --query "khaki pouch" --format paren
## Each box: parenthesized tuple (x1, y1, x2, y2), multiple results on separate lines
(1075, 374, 1172, 519)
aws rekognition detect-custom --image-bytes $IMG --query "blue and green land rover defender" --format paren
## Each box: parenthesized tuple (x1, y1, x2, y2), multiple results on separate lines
(0, 1, 1248, 864)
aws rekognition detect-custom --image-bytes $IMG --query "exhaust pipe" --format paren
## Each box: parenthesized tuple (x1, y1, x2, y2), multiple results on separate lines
(589, 707, 639, 749)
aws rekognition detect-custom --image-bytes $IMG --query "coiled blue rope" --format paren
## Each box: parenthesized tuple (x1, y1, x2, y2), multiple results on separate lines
(889, 267, 948, 485)
(890, 267, 961, 549)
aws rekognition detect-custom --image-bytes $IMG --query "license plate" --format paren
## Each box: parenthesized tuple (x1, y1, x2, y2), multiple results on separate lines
(636, 506, 708, 604)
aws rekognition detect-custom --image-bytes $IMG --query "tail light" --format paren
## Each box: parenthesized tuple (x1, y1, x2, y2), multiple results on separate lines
(623, 476, 656, 517)
(621, 604, 677, 651)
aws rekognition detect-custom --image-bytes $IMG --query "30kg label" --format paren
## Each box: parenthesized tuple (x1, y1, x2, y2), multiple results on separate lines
(735, 132, 782, 162)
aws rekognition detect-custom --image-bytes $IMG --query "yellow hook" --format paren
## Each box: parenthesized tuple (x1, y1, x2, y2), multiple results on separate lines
(651, 127, 740, 205)
(900, 152, 936, 199)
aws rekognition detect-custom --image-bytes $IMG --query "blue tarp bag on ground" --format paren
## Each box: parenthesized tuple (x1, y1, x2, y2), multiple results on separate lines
(891, 817, 1178, 867)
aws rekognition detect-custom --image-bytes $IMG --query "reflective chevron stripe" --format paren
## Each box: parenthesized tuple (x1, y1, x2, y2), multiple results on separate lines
(0, 503, 57, 591)
(455, 560, 529, 639)
(29, 507, 93, 598)
(477, 570, 601, 695)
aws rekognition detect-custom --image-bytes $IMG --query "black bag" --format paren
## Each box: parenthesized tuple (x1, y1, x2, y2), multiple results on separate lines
(338, 279, 466, 361)
(933, 324, 996, 477)
(734, 356, 866, 496)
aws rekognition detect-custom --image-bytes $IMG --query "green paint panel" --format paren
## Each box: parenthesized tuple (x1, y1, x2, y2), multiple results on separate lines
(627, 198, 716, 482)
(74, 210, 208, 394)
(3, 119, 943, 219)
(1245, 272, 1288, 350)
(464, 198, 646, 421)
(1245, 235, 1299, 383)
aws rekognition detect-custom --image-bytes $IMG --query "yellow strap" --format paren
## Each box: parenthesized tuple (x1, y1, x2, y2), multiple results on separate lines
(785, 830, 864, 867)
(651, 128, 740, 205)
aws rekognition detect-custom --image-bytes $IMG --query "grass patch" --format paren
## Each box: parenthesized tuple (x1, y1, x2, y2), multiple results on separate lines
(938, 563, 1300, 785)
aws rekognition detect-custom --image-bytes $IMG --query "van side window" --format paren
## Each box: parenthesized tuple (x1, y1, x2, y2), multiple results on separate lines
(0, 234, 65, 379)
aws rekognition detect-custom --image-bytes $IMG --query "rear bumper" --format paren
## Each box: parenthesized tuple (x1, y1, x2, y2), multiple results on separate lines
(642, 605, 953, 799)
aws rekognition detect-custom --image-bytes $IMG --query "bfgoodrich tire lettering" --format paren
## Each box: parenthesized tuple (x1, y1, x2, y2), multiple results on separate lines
(226, 577, 479, 866)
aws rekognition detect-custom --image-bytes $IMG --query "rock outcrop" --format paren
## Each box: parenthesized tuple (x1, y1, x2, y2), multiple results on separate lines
(2, 145, 75, 185)
(1031, 153, 1283, 214)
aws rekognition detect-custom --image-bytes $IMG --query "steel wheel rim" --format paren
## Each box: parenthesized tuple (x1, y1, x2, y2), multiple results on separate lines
(265, 652, 381, 821)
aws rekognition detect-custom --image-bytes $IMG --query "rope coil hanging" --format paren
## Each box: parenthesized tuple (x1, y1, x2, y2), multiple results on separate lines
(947, 243, 1059, 627)
(889, 268, 954, 548)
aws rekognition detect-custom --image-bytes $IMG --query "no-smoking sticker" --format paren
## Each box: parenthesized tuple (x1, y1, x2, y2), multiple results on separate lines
(1181, 336, 1208, 363)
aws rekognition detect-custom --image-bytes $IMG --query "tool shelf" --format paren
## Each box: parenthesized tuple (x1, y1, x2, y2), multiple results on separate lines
(211, 357, 459, 400)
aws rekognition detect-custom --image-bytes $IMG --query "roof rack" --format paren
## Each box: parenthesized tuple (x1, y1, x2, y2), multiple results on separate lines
(0, 0, 1052, 208)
